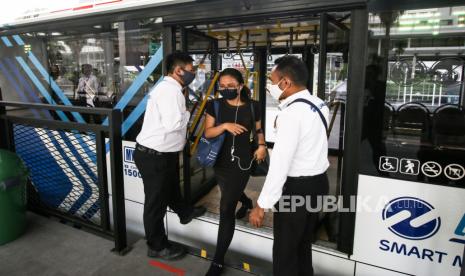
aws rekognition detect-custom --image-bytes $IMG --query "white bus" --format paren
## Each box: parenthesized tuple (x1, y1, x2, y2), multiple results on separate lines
(0, 0, 464, 275)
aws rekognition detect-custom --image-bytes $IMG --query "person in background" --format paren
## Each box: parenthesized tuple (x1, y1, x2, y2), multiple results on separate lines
(76, 64, 99, 107)
(133, 52, 206, 261)
(203, 68, 266, 276)
(249, 55, 330, 276)
(51, 65, 73, 97)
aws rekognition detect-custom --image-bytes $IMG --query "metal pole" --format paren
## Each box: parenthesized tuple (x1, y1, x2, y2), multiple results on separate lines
(96, 131, 111, 232)
(108, 108, 129, 254)
(318, 13, 329, 101)
(305, 46, 315, 91)
(180, 26, 188, 53)
(162, 26, 176, 73)
(177, 26, 192, 202)
(338, 8, 368, 255)
(211, 38, 219, 71)
(336, 103, 345, 192)
(257, 48, 268, 136)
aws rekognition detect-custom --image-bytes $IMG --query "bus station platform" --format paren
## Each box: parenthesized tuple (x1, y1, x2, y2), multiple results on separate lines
(0, 213, 253, 276)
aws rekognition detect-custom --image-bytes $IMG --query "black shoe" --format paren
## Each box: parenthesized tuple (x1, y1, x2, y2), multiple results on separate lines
(235, 198, 253, 219)
(147, 243, 186, 260)
(205, 262, 224, 276)
(180, 206, 207, 224)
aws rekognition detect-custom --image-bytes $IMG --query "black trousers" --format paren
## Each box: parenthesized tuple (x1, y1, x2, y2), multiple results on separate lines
(212, 166, 251, 264)
(134, 148, 191, 251)
(273, 173, 329, 276)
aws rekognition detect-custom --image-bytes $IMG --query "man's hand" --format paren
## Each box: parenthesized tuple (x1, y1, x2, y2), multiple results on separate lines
(249, 205, 265, 228)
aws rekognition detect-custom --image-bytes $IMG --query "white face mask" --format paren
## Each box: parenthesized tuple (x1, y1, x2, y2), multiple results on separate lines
(267, 79, 287, 101)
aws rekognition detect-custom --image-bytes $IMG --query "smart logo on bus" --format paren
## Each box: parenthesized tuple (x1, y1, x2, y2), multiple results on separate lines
(378, 197, 463, 268)
(382, 197, 441, 240)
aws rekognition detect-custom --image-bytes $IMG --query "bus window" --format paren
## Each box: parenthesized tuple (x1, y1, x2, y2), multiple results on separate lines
(360, 5, 465, 188)
(0, 19, 163, 131)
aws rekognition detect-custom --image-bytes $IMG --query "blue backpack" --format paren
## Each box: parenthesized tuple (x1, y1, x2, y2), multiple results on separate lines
(196, 100, 225, 167)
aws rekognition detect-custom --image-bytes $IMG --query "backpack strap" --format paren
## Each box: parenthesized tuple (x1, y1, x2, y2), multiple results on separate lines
(288, 98, 329, 137)
(213, 99, 221, 125)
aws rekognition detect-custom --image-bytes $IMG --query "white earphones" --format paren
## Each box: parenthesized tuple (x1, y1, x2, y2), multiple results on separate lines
(230, 98, 256, 171)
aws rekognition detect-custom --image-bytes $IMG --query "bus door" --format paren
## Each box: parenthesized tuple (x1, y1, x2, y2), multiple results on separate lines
(177, 27, 220, 204)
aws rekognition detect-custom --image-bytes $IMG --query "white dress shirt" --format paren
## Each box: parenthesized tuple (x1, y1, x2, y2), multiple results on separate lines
(76, 75, 99, 107)
(136, 76, 190, 152)
(257, 89, 330, 209)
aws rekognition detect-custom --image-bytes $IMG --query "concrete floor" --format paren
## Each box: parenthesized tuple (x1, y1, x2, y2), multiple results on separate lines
(0, 213, 253, 276)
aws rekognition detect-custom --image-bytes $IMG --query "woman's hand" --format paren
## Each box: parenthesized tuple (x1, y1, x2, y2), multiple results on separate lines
(222, 123, 248, 136)
(254, 145, 267, 163)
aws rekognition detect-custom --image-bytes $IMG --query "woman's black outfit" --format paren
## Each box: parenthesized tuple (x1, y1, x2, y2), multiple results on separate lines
(205, 98, 261, 266)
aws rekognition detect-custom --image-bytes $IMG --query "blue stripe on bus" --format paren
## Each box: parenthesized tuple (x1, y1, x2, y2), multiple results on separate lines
(13, 57, 97, 165)
(14, 126, 74, 208)
(18, 54, 97, 167)
(4, 57, 53, 119)
(27, 51, 96, 163)
(0, 60, 42, 118)
(102, 46, 163, 126)
(56, 131, 96, 214)
(82, 201, 100, 220)
(44, 131, 92, 215)
(27, 52, 85, 123)
(122, 76, 163, 135)
(104, 77, 163, 154)
(12, 35, 25, 46)
(1, 36, 13, 47)
(15, 56, 70, 121)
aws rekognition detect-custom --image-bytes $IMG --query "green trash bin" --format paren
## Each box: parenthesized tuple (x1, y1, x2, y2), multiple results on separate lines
(0, 149, 28, 245)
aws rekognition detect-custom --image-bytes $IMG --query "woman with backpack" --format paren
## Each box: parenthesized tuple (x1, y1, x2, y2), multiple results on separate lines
(203, 68, 267, 275)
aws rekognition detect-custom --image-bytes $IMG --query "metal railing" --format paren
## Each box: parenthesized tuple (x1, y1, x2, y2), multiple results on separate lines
(0, 97, 128, 254)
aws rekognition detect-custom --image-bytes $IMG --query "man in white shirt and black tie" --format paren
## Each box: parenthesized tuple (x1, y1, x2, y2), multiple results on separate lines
(249, 55, 330, 276)
(134, 52, 206, 260)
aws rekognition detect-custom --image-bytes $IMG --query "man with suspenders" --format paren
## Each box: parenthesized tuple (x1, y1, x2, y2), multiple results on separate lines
(249, 55, 330, 276)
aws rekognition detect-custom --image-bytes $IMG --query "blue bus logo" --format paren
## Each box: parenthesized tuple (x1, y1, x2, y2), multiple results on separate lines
(382, 197, 441, 240)
(450, 214, 465, 244)
(124, 146, 135, 163)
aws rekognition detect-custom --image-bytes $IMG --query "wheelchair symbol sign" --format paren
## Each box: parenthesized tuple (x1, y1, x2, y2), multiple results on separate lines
(421, 161, 442, 178)
(379, 156, 398, 173)
(444, 164, 465, 180)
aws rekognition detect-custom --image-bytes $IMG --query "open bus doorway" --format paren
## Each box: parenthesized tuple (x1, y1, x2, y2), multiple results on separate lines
(172, 11, 352, 252)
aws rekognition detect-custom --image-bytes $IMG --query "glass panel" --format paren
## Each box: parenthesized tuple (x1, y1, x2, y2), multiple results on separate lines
(0, 19, 163, 138)
(360, 6, 465, 188)
(265, 54, 302, 143)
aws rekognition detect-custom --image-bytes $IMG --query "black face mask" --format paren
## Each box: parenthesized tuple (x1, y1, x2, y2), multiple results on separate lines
(180, 69, 195, 86)
(220, 88, 239, 100)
